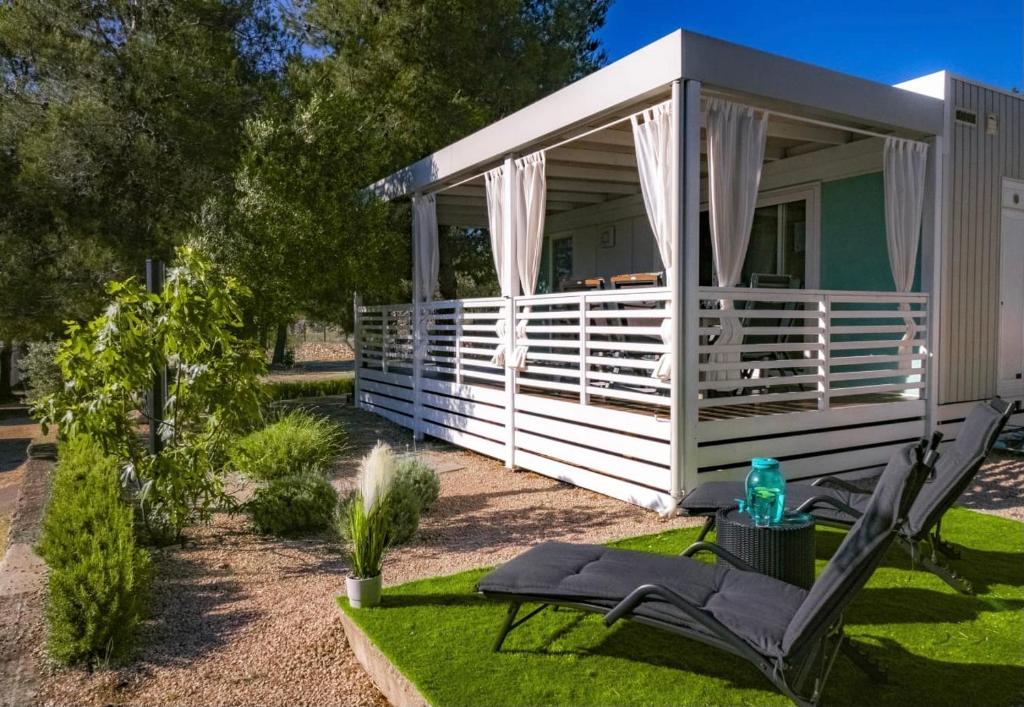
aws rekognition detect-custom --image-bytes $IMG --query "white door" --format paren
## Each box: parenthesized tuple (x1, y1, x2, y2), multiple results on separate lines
(998, 178, 1024, 397)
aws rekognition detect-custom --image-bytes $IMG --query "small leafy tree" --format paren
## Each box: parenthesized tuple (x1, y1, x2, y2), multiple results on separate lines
(37, 246, 265, 542)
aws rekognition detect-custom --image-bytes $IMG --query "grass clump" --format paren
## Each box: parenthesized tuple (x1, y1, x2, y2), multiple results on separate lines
(37, 435, 151, 667)
(263, 376, 353, 402)
(229, 409, 345, 481)
(340, 508, 1024, 707)
(340, 454, 439, 546)
(342, 442, 399, 578)
(248, 473, 338, 535)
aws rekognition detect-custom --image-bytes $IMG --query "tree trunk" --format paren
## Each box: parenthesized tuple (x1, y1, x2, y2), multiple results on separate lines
(271, 323, 288, 366)
(0, 340, 12, 401)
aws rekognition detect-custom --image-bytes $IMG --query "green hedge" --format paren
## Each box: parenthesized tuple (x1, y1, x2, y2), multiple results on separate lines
(37, 436, 151, 667)
(262, 376, 354, 402)
(248, 473, 338, 535)
(229, 409, 346, 481)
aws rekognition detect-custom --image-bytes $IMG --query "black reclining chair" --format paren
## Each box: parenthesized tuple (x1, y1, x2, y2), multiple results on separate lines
(679, 398, 1013, 593)
(478, 439, 938, 707)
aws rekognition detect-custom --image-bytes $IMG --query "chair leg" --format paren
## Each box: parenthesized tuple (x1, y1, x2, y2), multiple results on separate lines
(840, 637, 888, 684)
(900, 538, 974, 595)
(494, 603, 521, 651)
(696, 516, 716, 542)
(493, 602, 551, 651)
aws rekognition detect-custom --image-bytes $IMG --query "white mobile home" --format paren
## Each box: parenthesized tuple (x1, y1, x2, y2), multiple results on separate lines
(354, 30, 1024, 512)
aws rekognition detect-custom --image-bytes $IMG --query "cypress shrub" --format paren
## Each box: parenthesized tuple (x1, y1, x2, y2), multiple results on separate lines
(37, 436, 151, 667)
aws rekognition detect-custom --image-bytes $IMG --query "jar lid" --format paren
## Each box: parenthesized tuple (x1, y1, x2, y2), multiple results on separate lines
(751, 457, 779, 470)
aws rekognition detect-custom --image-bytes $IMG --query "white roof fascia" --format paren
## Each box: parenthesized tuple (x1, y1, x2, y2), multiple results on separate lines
(894, 71, 948, 100)
(680, 31, 945, 138)
(367, 30, 683, 201)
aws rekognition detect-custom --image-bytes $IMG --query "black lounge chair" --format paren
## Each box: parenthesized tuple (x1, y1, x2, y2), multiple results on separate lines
(679, 398, 1013, 593)
(478, 439, 938, 707)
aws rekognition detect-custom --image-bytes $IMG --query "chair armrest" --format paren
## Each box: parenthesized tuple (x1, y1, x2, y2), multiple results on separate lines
(681, 541, 759, 573)
(794, 495, 863, 520)
(811, 475, 877, 494)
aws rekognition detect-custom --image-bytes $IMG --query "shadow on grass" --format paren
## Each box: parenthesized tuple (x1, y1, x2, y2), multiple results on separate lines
(847, 587, 1024, 624)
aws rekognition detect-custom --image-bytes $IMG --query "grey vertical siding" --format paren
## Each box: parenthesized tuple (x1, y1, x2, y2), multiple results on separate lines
(940, 79, 1024, 403)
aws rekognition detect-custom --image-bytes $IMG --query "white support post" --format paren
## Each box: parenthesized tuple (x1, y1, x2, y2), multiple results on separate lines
(679, 79, 702, 496)
(502, 155, 519, 468)
(455, 301, 464, 385)
(381, 310, 389, 374)
(411, 194, 425, 441)
(353, 292, 363, 410)
(922, 134, 944, 432)
(817, 294, 831, 411)
(579, 293, 589, 405)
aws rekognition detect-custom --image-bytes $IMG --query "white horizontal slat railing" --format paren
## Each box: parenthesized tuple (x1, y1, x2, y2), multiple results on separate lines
(353, 286, 929, 507)
(697, 286, 929, 414)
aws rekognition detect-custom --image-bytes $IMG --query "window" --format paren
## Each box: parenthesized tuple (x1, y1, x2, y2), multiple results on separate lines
(552, 237, 573, 288)
(699, 185, 819, 288)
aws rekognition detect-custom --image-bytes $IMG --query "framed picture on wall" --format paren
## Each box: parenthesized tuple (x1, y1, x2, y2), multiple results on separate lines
(599, 226, 616, 248)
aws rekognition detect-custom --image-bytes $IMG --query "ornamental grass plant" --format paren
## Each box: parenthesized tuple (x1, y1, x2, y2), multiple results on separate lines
(342, 442, 400, 579)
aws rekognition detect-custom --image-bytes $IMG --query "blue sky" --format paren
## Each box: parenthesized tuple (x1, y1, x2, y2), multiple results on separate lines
(597, 1, 1023, 91)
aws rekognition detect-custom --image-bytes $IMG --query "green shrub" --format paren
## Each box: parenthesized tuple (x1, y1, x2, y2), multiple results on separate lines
(229, 409, 345, 481)
(37, 436, 151, 667)
(263, 376, 354, 402)
(395, 457, 440, 511)
(247, 473, 338, 535)
(19, 341, 62, 407)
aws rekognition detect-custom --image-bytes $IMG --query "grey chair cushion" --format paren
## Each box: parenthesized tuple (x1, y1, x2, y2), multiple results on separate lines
(781, 443, 919, 655)
(478, 541, 807, 657)
(678, 480, 868, 525)
(905, 398, 1009, 538)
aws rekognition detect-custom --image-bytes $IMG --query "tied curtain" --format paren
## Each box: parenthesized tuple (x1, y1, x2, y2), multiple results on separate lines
(512, 152, 547, 370)
(706, 98, 768, 383)
(883, 137, 929, 347)
(485, 165, 511, 367)
(412, 194, 439, 363)
(631, 102, 676, 381)
(484, 154, 547, 370)
(412, 194, 439, 302)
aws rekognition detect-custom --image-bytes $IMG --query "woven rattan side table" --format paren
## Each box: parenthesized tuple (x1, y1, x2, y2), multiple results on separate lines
(715, 508, 816, 588)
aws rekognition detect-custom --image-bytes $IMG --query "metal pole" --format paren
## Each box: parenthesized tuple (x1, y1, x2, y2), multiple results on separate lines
(146, 258, 166, 454)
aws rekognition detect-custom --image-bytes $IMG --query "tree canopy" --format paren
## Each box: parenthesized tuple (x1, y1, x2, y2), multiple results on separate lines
(0, 0, 611, 371)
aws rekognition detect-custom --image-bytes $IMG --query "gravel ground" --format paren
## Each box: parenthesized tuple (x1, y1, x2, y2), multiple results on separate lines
(26, 401, 1024, 706)
(34, 404, 682, 706)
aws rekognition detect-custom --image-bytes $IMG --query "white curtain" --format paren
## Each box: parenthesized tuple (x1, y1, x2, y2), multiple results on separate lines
(883, 137, 929, 349)
(706, 98, 768, 290)
(706, 98, 768, 385)
(509, 153, 547, 371)
(485, 165, 510, 367)
(412, 194, 439, 302)
(631, 102, 676, 380)
(884, 138, 929, 292)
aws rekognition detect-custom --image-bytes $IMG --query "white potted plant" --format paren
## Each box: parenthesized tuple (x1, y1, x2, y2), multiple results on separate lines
(343, 442, 397, 608)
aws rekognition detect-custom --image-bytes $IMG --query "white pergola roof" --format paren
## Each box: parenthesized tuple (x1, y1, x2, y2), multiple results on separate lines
(367, 29, 945, 228)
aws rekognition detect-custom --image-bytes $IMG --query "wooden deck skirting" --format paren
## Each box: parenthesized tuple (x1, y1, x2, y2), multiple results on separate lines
(340, 611, 430, 707)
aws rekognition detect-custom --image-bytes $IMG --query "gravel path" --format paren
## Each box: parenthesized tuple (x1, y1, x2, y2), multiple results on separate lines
(25, 400, 1024, 706)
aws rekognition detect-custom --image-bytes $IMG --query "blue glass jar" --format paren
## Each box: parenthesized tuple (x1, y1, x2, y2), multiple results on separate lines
(745, 458, 786, 527)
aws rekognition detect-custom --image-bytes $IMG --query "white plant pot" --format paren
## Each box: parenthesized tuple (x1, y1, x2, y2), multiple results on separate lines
(347, 574, 382, 608)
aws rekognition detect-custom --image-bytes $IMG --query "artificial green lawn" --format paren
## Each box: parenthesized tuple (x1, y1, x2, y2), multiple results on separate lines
(340, 508, 1024, 706)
